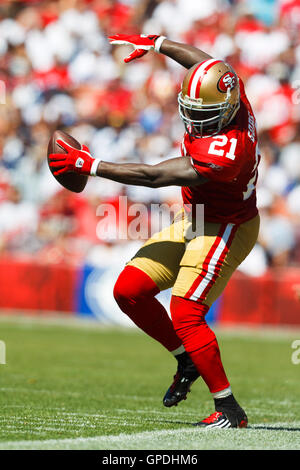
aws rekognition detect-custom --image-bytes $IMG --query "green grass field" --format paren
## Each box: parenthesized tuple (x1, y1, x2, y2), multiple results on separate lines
(0, 315, 299, 450)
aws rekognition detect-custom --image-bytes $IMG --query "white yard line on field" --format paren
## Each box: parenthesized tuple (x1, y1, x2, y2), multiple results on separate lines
(0, 424, 299, 450)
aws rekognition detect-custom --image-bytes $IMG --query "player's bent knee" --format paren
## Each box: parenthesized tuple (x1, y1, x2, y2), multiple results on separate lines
(113, 265, 160, 309)
(113, 269, 137, 308)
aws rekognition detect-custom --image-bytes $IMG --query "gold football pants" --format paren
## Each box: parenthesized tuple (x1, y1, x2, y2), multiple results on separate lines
(127, 211, 260, 307)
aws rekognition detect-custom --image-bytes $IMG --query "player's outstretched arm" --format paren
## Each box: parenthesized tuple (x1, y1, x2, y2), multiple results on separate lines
(95, 157, 207, 188)
(48, 139, 207, 187)
(108, 34, 212, 68)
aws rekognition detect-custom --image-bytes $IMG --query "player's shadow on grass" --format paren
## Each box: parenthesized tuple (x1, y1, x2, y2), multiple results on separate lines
(151, 420, 300, 432)
(248, 425, 300, 432)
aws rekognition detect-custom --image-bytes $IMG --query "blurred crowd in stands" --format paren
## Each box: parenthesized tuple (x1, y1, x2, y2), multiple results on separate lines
(0, 0, 300, 275)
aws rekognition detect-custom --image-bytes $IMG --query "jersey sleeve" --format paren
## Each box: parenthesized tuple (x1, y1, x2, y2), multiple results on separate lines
(189, 134, 243, 183)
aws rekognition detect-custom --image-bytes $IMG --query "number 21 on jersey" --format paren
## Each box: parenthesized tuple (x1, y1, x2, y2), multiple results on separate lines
(208, 135, 237, 160)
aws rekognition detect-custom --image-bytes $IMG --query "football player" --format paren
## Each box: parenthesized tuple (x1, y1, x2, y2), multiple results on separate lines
(49, 35, 260, 429)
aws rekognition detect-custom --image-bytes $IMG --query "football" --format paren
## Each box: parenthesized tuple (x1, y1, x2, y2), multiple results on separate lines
(47, 130, 89, 193)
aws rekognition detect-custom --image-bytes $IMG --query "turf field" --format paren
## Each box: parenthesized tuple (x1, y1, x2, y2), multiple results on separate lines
(0, 315, 299, 450)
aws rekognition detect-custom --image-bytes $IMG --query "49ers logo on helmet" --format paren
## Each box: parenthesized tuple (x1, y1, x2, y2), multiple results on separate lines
(217, 72, 236, 93)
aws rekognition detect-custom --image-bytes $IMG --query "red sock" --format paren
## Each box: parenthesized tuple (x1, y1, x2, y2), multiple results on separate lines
(114, 266, 182, 352)
(170, 295, 230, 393)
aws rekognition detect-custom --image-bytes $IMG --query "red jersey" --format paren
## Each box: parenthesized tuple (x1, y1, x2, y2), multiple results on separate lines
(181, 79, 260, 225)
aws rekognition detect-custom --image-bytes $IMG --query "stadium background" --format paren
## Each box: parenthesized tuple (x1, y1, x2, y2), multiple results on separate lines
(0, 0, 299, 327)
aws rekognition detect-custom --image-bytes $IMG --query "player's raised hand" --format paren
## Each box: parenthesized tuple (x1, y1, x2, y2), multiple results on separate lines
(49, 140, 99, 176)
(108, 34, 165, 63)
